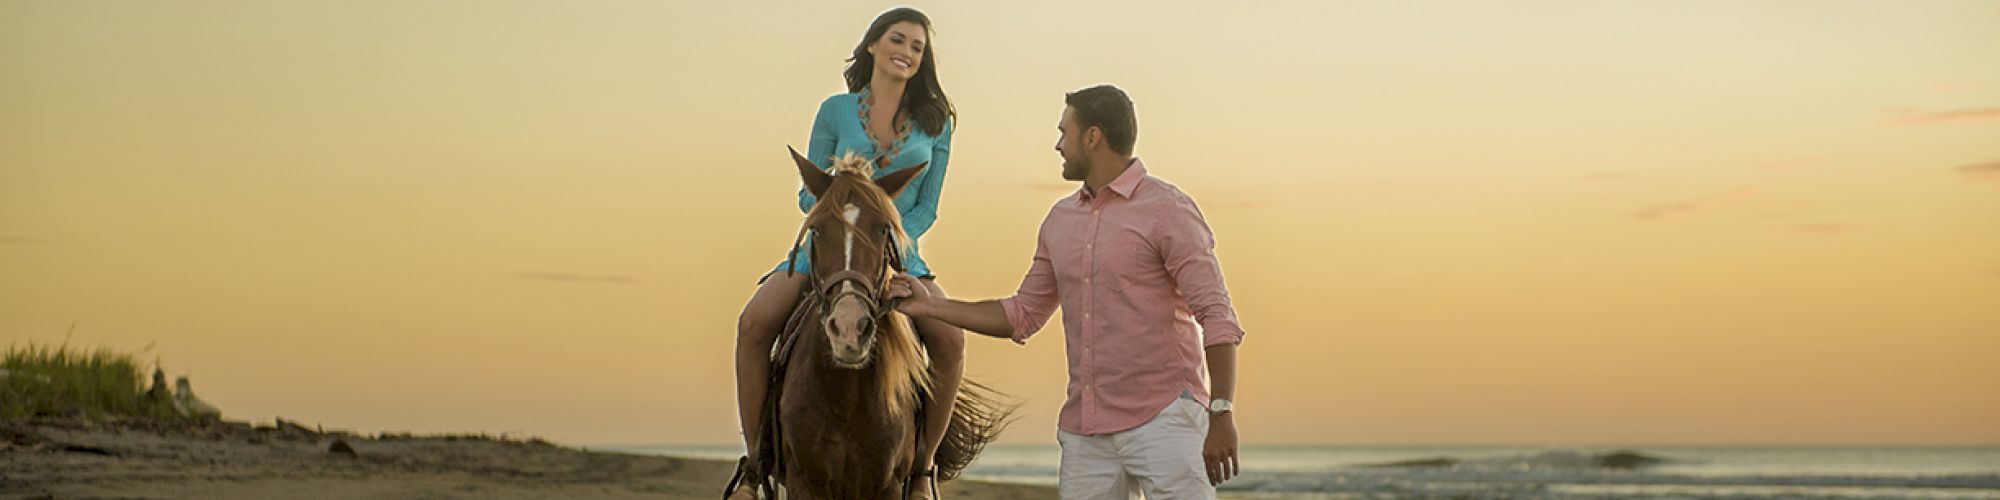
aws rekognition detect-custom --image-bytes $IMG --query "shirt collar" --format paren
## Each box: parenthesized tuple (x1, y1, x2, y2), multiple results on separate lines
(1080, 158, 1147, 201)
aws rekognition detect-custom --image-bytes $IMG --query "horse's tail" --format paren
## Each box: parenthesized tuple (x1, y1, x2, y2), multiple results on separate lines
(932, 378, 1018, 480)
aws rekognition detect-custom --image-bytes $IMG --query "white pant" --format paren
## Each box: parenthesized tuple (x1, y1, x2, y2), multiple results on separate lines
(1056, 395, 1214, 500)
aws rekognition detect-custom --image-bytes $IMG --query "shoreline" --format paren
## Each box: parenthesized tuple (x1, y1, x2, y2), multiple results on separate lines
(9, 416, 1997, 499)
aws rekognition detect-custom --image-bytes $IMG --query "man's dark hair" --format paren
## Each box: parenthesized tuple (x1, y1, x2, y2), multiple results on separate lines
(1065, 85, 1137, 156)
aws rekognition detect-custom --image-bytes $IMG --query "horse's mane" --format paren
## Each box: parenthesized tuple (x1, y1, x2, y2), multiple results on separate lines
(799, 154, 912, 254)
(796, 153, 929, 417)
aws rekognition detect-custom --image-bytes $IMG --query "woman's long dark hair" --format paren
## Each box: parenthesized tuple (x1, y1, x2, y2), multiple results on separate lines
(844, 7, 955, 136)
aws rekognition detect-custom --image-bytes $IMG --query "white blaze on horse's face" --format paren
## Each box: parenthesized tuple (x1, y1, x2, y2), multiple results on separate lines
(827, 202, 875, 368)
(842, 204, 860, 272)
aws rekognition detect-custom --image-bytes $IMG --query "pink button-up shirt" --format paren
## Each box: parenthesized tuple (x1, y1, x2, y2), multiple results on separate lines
(999, 159, 1247, 436)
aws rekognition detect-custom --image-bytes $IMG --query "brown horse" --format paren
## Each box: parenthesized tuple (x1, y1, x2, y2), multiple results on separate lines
(733, 148, 1013, 500)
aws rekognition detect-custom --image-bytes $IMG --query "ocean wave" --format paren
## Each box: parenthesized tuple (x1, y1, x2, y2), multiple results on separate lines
(1355, 448, 1669, 471)
(1222, 458, 2000, 499)
(973, 448, 2000, 498)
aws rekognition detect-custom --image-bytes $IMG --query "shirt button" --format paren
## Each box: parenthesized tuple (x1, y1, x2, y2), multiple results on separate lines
(1083, 277, 1091, 284)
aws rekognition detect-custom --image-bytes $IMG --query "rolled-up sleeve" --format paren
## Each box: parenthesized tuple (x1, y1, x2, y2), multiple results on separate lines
(1159, 193, 1245, 347)
(998, 228, 1059, 345)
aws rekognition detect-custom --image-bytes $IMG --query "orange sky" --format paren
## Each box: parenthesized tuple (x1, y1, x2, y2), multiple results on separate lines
(3, 1, 1997, 446)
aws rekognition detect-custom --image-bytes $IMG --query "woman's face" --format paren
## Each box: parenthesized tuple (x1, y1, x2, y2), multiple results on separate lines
(867, 21, 927, 82)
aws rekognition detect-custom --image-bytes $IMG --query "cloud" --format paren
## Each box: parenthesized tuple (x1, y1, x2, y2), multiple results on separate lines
(1631, 202, 1699, 220)
(1628, 185, 1762, 220)
(1784, 223, 1848, 235)
(1757, 158, 1823, 172)
(1886, 107, 2000, 125)
(1721, 186, 1760, 200)
(1952, 161, 2000, 187)
(1579, 172, 1648, 184)
(513, 271, 638, 284)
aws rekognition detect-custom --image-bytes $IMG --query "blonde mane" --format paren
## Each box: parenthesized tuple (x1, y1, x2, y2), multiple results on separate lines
(796, 152, 929, 416)
(799, 154, 912, 253)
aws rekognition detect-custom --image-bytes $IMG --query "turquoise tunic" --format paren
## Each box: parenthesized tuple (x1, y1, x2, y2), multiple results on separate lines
(767, 92, 953, 280)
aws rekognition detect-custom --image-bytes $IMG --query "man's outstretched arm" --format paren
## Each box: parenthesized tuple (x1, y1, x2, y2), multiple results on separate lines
(886, 274, 1016, 339)
(887, 231, 1060, 344)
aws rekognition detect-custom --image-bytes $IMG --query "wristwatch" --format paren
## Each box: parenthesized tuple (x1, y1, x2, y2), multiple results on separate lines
(1208, 398, 1234, 415)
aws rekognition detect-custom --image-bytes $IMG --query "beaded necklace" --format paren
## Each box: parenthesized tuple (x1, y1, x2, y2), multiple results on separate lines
(855, 87, 912, 170)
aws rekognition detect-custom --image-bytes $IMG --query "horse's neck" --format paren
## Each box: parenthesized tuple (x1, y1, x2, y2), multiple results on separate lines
(780, 295, 899, 416)
(778, 306, 915, 499)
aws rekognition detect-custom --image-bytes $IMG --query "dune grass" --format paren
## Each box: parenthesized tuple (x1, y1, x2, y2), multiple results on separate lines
(1, 341, 181, 419)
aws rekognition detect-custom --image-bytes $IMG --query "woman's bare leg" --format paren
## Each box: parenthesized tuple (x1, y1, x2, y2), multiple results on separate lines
(909, 278, 965, 499)
(731, 271, 808, 499)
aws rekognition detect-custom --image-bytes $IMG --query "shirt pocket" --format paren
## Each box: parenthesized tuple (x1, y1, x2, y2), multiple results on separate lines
(1102, 219, 1165, 295)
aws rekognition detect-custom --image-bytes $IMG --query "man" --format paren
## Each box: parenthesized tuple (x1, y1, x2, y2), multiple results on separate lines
(886, 85, 1246, 499)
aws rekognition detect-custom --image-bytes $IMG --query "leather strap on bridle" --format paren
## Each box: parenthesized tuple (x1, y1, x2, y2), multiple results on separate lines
(789, 225, 905, 323)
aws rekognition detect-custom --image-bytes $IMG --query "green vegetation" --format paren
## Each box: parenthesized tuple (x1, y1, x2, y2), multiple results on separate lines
(2, 342, 180, 419)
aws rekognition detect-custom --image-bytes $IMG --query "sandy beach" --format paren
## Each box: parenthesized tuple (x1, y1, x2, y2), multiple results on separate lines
(0, 416, 1061, 499)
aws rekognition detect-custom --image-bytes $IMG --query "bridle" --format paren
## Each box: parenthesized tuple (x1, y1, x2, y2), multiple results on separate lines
(787, 211, 906, 337)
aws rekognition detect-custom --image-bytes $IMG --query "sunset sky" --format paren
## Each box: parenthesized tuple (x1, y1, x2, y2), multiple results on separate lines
(3, 1, 1996, 447)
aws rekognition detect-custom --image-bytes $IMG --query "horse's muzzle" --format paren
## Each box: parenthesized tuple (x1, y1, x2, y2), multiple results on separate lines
(828, 320, 876, 368)
(830, 341, 872, 368)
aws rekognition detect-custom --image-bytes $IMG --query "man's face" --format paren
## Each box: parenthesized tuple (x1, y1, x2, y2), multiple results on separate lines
(1055, 106, 1089, 182)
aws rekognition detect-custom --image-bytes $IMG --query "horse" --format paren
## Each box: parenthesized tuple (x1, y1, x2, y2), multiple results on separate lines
(729, 147, 1013, 500)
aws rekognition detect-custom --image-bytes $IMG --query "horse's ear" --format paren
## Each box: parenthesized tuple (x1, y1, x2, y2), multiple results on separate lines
(791, 146, 833, 198)
(875, 162, 926, 198)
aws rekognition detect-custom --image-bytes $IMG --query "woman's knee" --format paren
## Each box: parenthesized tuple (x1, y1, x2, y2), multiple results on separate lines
(738, 275, 804, 346)
(736, 305, 782, 347)
(916, 318, 965, 356)
(913, 279, 965, 356)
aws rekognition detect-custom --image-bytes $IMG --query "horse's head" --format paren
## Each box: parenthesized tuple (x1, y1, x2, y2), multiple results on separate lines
(788, 147, 925, 369)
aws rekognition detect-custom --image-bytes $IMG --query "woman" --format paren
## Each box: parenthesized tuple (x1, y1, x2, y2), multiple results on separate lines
(730, 7, 963, 500)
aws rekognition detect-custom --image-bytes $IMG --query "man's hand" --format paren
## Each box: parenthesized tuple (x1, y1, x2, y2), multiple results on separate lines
(884, 273, 935, 318)
(883, 275, 1018, 340)
(1203, 412, 1239, 486)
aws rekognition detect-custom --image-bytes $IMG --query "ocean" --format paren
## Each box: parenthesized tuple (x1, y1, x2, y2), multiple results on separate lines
(600, 444, 2000, 499)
